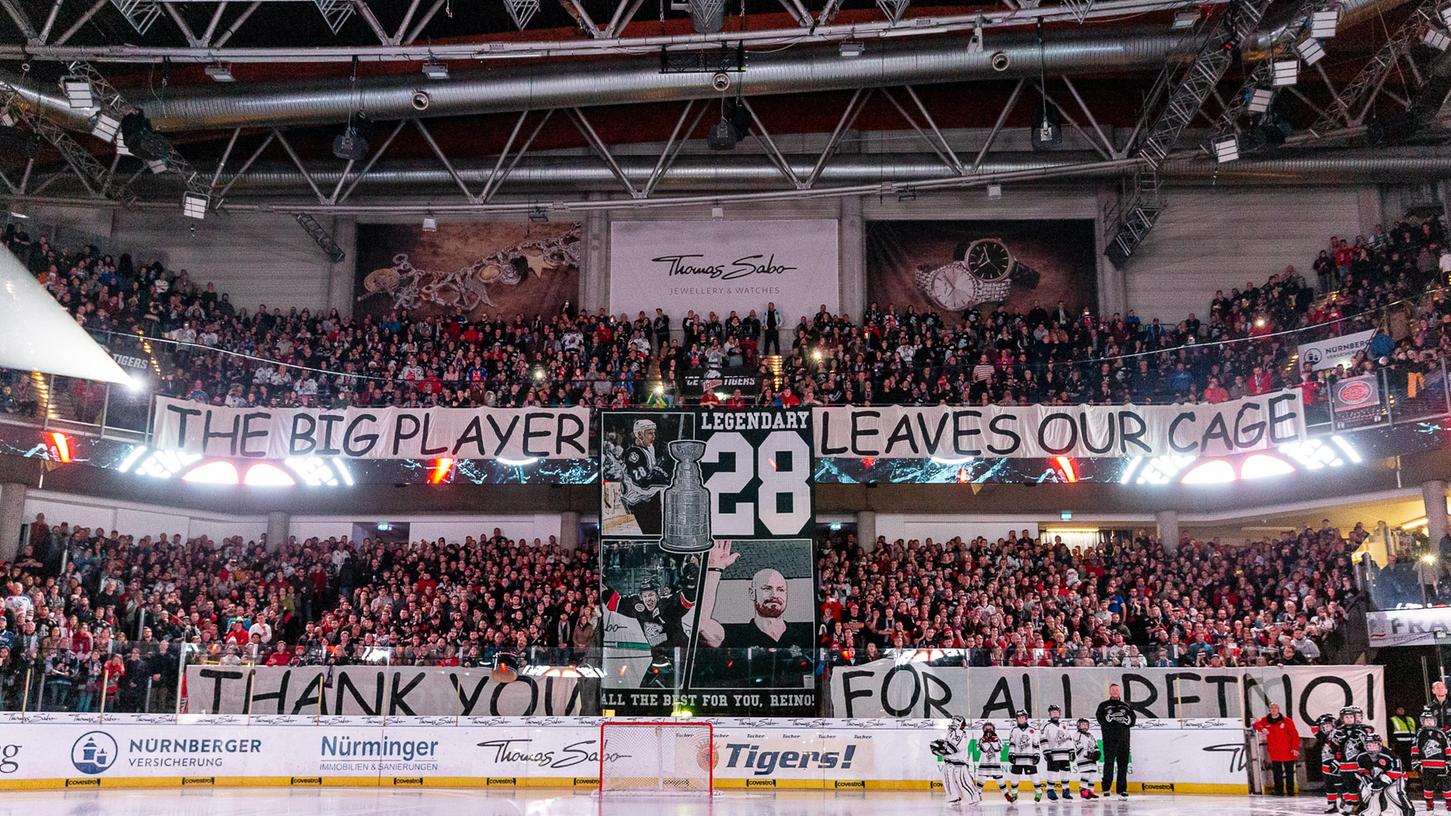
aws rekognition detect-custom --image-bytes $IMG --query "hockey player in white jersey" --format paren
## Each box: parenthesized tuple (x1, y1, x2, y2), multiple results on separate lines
(1072, 717, 1102, 799)
(1006, 709, 1046, 803)
(1040, 704, 1075, 800)
(977, 722, 1006, 794)
(931, 716, 981, 806)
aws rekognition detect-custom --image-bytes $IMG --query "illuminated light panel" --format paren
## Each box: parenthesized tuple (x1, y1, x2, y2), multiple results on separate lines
(1135, 454, 1196, 485)
(1240, 453, 1295, 480)
(243, 462, 296, 487)
(1330, 434, 1363, 464)
(134, 450, 202, 479)
(1054, 455, 1078, 483)
(1180, 459, 1237, 485)
(48, 431, 72, 464)
(930, 454, 974, 465)
(495, 456, 539, 466)
(286, 456, 340, 487)
(332, 456, 356, 486)
(1118, 457, 1143, 485)
(180, 460, 241, 485)
(428, 457, 455, 485)
(115, 445, 148, 474)
(1277, 438, 1343, 470)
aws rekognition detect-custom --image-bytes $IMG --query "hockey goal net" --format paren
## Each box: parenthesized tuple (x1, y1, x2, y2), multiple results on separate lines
(598, 721, 714, 795)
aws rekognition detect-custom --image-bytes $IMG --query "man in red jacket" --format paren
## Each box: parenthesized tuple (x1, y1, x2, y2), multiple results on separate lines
(1255, 702, 1304, 795)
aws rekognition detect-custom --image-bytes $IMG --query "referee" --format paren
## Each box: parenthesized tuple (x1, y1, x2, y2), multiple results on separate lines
(1096, 683, 1136, 799)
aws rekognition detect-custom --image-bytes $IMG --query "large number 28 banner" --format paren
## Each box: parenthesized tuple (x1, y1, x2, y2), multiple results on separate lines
(598, 409, 817, 716)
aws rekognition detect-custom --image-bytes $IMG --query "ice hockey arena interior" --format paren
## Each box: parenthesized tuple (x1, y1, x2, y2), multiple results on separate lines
(12, 0, 1451, 813)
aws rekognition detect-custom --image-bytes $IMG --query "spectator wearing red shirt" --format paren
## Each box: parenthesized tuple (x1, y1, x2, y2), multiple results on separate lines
(1203, 377, 1230, 404)
(1247, 366, 1274, 395)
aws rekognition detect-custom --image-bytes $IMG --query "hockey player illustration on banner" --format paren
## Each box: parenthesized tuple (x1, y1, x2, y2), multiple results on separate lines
(602, 565, 700, 689)
(1072, 717, 1101, 800)
(1331, 706, 1373, 814)
(931, 715, 981, 806)
(977, 722, 1005, 794)
(1360, 732, 1416, 816)
(1006, 709, 1045, 803)
(1414, 708, 1451, 811)
(1318, 712, 1343, 813)
(621, 419, 671, 535)
(1040, 704, 1074, 800)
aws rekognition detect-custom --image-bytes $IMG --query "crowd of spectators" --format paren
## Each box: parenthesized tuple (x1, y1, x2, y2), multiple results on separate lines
(815, 523, 1361, 669)
(0, 513, 598, 712)
(2, 212, 1450, 421)
(0, 509, 1365, 711)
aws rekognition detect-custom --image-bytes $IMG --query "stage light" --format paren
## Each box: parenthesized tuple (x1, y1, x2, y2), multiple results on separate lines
(1272, 59, 1299, 87)
(60, 75, 95, 109)
(89, 112, 120, 143)
(0, 107, 15, 128)
(421, 59, 448, 80)
(204, 62, 235, 82)
(1172, 9, 1199, 27)
(1214, 135, 1240, 162)
(1247, 87, 1275, 113)
(529, 207, 548, 224)
(377, 522, 391, 531)
(1311, 7, 1339, 38)
(1180, 459, 1236, 485)
(839, 41, 864, 58)
(987, 184, 1003, 199)
(422, 215, 438, 232)
(1441, 4, 1451, 29)
(532, 367, 545, 381)
(146, 158, 168, 174)
(120, 110, 173, 161)
(811, 348, 823, 361)
(1296, 37, 1326, 65)
(182, 191, 208, 220)
(243, 463, 296, 487)
(1240, 453, 1295, 480)
(332, 124, 369, 161)
(181, 460, 241, 485)
(1427, 28, 1451, 51)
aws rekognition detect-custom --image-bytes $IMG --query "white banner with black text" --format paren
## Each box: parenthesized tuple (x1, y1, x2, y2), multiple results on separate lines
(813, 391, 1308, 459)
(150, 397, 590, 460)
(1366, 608, 1451, 648)
(828, 660, 1383, 735)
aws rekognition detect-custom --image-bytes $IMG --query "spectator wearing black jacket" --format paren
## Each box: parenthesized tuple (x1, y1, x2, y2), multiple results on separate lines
(1096, 683, 1136, 798)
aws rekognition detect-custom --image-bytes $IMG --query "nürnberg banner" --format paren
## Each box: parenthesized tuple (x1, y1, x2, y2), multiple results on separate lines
(829, 660, 1384, 734)
(1298, 329, 1375, 372)
(608, 219, 839, 326)
(813, 391, 1307, 459)
(151, 397, 589, 460)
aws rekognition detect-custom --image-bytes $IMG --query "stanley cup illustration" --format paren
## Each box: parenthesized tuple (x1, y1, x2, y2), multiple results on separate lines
(660, 439, 713, 553)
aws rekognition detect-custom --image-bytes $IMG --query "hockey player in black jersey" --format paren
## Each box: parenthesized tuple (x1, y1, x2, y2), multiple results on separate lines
(1319, 713, 1343, 813)
(602, 568, 700, 688)
(1333, 706, 1374, 814)
(1415, 709, 1451, 811)
(1361, 732, 1416, 816)
(620, 419, 671, 534)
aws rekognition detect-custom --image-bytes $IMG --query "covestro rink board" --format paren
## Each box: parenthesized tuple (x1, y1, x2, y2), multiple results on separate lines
(0, 714, 1247, 793)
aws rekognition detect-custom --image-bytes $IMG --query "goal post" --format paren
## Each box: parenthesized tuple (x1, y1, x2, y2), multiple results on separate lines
(598, 720, 715, 796)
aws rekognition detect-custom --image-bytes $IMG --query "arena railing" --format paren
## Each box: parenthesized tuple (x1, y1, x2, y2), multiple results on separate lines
(0, 640, 180, 716)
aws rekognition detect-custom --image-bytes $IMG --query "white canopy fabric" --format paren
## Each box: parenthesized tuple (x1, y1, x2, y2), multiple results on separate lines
(0, 245, 132, 385)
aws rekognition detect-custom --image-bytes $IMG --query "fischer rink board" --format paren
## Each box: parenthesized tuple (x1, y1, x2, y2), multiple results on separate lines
(0, 714, 1248, 793)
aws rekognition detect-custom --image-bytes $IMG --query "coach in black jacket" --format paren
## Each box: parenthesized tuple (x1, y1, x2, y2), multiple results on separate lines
(1096, 683, 1137, 798)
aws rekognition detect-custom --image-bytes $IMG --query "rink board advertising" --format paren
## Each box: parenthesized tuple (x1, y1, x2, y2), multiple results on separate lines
(598, 409, 817, 715)
(0, 714, 1247, 794)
